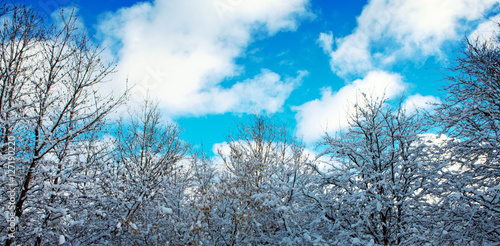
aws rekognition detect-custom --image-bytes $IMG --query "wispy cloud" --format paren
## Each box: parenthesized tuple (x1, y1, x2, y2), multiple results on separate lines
(317, 31, 333, 53)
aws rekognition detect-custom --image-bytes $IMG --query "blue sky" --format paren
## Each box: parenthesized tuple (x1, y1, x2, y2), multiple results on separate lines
(21, 0, 500, 154)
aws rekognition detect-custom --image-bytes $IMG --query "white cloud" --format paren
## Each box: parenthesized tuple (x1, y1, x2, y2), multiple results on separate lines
(403, 94, 440, 113)
(322, 0, 499, 76)
(469, 14, 500, 47)
(98, 0, 310, 116)
(299, 0, 498, 143)
(294, 70, 406, 143)
(194, 69, 307, 114)
(317, 31, 333, 53)
(212, 141, 228, 157)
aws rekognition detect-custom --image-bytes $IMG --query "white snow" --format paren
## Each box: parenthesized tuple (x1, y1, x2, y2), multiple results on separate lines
(59, 235, 65, 245)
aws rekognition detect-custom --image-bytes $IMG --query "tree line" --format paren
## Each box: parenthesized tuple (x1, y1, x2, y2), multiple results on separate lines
(0, 3, 498, 245)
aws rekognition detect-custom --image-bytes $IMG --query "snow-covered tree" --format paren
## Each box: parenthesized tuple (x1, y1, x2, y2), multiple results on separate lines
(103, 97, 190, 245)
(0, 4, 44, 242)
(213, 116, 310, 245)
(311, 93, 435, 245)
(430, 35, 500, 244)
(0, 4, 126, 245)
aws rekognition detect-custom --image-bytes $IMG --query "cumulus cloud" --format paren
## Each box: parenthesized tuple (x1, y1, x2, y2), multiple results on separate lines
(294, 70, 406, 143)
(98, 0, 310, 116)
(320, 0, 499, 76)
(297, 0, 499, 143)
